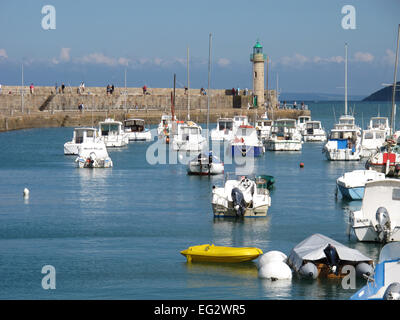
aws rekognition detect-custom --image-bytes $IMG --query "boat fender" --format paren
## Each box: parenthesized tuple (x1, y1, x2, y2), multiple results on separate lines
(299, 262, 319, 279)
(257, 251, 288, 269)
(258, 261, 292, 280)
(355, 262, 374, 278)
(383, 282, 400, 300)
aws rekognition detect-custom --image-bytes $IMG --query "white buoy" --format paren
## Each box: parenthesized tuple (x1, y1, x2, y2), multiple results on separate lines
(258, 261, 292, 280)
(23, 188, 30, 198)
(257, 251, 287, 269)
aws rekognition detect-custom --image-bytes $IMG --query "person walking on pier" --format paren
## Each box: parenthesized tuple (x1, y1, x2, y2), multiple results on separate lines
(30, 83, 34, 95)
(61, 83, 65, 94)
(142, 85, 147, 95)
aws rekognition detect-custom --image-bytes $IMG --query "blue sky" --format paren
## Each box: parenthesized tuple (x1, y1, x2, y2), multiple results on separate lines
(0, 0, 399, 97)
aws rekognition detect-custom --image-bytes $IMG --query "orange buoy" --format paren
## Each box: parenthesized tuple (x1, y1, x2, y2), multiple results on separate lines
(299, 162, 304, 168)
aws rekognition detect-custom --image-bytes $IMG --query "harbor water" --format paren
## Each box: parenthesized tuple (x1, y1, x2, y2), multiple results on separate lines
(0, 101, 393, 299)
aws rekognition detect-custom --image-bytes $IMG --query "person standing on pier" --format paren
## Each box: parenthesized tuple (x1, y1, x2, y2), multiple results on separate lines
(111, 84, 115, 95)
(30, 83, 34, 94)
(143, 85, 147, 95)
(61, 83, 65, 94)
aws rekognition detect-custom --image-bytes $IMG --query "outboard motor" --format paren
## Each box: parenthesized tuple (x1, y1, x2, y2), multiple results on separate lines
(299, 262, 319, 279)
(231, 187, 246, 216)
(375, 207, 391, 242)
(323, 244, 340, 275)
(383, 282, 400, 300)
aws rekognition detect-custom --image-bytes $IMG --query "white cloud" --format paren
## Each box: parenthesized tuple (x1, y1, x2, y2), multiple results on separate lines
(217, 58, 231, 67)
(383, 49, 396, 65)
(60, 48, 71, 62)
(278, 53, 309, 66)
(313, 55, 344, 64)
(353, 51, 374, 63)
(0, 49, 8, 59)
(78, 53, 117, 66)
(118, 57, 130, 66)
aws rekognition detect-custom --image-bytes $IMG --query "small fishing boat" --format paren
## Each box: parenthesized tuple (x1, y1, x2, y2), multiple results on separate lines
(64, 127, 100, 155)
(187, 152, 224, 175)
(365, 138, 400, 177)
(171, 121, 207, 152)
(287, 233, 373, 280)
(231, 124, 265, 157)
(302, 120, 327, 142)
(336, 169, 386, 200)
(351, 242, 400, 300)
(98, 118, 129, 147)
(211, 174, 271, 217)
(75, 141, 113, 168)
(266, 119, 302, 151)
(350, 179, 400, 242)
(180, 244, 263, 263)
(123, 118, 152, 141)
(210, 118, 235, 142)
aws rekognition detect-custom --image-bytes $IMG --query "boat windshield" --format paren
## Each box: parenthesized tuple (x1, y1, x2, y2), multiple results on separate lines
(101, 123, 119, 135)
(218, 121, 233, 130)
(379, 242, 400, 263)
(306, 122, 320, 129)
(371, 118, 388, 129)
(330, 131, 356, 140)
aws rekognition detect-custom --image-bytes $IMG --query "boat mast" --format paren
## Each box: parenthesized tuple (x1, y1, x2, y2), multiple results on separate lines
(21, 63, 24, 113)
(187, 46, 190, 121)
(345, 43, 348, 116)
(207, 33, 212, 132)
(390, 24, 400, 135)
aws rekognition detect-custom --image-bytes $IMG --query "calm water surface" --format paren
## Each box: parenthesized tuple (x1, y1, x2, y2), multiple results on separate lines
(0, 101, 392, 299)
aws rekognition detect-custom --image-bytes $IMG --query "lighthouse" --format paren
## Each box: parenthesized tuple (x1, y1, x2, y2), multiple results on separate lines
(250, 40, 266, 108)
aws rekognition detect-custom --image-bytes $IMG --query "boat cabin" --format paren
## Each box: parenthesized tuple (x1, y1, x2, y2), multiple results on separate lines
(271, 119, 297, 139)
(233, 116, 249, 127)
(369, 117, 389, 131)
(329, 129, 358, 151)
(217, 118, 233, 131)
(73, 128, 98, 144)
(99, 119, 123, 136)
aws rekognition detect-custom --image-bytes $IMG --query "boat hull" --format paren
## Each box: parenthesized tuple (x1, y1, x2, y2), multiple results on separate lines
(212, 203, 269, 217)
(337, 184, 364, 200)
(187, 162, 224, 175)
(231, 145, 264, 157)
(180, 244, 263, 263)
(64, 143, 79, 155)
(266, 140, 302, 151)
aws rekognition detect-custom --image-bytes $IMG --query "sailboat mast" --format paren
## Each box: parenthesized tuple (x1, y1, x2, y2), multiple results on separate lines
(345, 43, 348, 116)
(207, 33, 212, 132)
(391, 24, 400, 135)
(187, 46, 190, 121)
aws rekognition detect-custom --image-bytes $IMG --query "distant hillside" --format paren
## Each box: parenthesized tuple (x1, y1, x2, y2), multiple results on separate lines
(363, 82, 400, 101)
(279, 92, 365, 102)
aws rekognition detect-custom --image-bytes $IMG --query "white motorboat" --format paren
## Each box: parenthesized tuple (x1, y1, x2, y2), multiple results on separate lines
(255, 118, 273, 143)
(351, 242, 400, 300)
(64, 127, 100, 155)
(336, 169, 386, 200)
(360, 117, 390, 158)
(123, 118, 152, 141)
(231, 124, 265, 157)
(187, 152, 224, 175)
(212, 174, 271, 217)
(302, 120, 327, 142)
(296, 115, 312, 132)
(171, 121, 207, 152)
(266, 119, 302, 151)
(98, 118, 129, 147)
(75, 141, 113, 168)
(323, 115, 362, 161)
(350, 179, 400, 242)
(210, 118, 234, 142)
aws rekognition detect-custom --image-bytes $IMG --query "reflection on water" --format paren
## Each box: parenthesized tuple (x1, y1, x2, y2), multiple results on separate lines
(212, 217, 271, 249)
(77, 168, 113, 213)
(259, 278, 292, 299)
(185, 261, 258, 279)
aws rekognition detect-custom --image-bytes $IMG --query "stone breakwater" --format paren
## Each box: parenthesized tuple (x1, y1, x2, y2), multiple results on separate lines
(0, 86, 309, 132)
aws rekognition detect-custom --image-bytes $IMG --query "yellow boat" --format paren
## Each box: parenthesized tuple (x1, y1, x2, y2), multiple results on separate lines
(180, 244, 263, 263)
